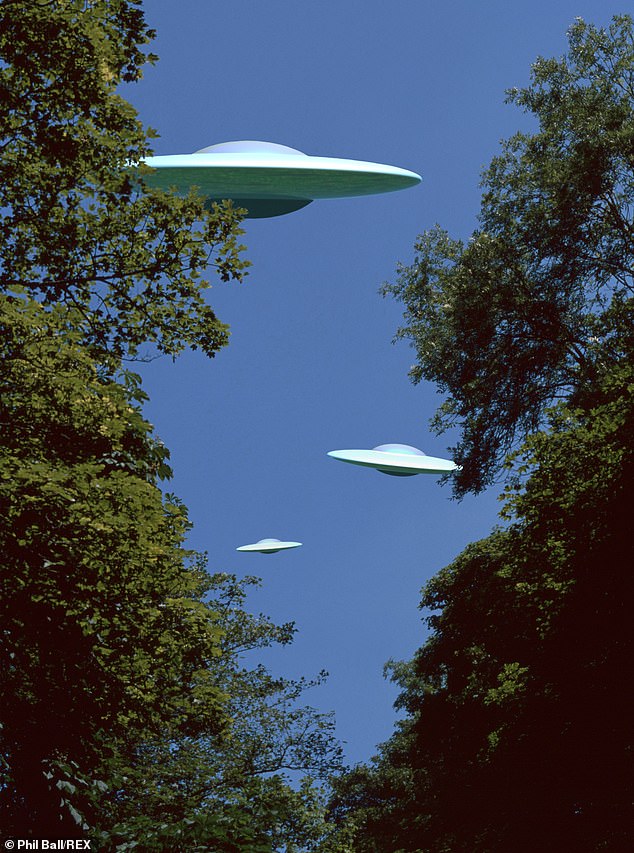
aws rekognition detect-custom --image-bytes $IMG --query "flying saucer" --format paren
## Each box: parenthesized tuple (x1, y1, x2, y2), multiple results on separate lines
(141, 140, 421, 218)
(236, 538, 302, 554)
(327, 444, 458, 477)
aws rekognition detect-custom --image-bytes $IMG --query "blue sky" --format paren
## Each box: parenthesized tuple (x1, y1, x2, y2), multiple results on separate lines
(126, 0, 625, 766)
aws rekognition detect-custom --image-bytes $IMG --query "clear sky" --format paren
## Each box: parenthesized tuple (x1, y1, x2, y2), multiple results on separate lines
(126, 0, 625, 766)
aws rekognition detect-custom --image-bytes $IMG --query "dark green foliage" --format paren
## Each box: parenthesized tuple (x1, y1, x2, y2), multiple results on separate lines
(0, 2, 341, 847)
(0, 0, 249, 832)
(330, 362, 634, 853)
(329, 17, 634, 852)
(383, 15, 634, 496)
(0, 296, 228, 833)
(0, 280, 342, 850)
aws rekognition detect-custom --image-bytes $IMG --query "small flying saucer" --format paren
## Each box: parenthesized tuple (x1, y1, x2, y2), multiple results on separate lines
(327, 444, 458, 477)
(236, 538, 302, 554)
(141, 140, 421, 218)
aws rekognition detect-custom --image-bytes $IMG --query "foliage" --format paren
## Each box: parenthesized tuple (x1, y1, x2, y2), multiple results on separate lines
(0, 0, 249, 364)
(91, 572, 343, 852)
(329, 17, 634, 851)
(383, 15, 634, 495)
(329, 360, 634, 852)
(0, 3, 341, 846)
(0, 294, 344, 848)
(0, 296, 229, 833)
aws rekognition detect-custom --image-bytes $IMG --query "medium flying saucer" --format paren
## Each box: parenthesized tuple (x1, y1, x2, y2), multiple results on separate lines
(141, 140, 421, 218)
(236, 538, 302, 554)
(327, 444, 458, 477)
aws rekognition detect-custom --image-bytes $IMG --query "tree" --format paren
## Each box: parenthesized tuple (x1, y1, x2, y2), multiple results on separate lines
(0, 295, 343, 850)
(0, 0, 249, 833)
(327, 16, 634, 851)
(0, 2, 343, 845)
(91, 573, 343, 852)
(329, 360, 634, 853)
(382, 15, 634, 495)
(0, 0, 249, 365)
(0, 296, 229, 833)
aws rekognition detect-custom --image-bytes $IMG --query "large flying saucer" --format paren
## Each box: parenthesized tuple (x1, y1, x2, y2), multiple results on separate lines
(141, 140, 421, 218)
(327, 444, 458, 477)
(236, 538, 302, 554)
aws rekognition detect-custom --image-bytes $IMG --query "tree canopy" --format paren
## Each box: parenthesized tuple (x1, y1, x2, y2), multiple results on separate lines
(0, 296, 228, 833)
(383, 15, 634, 496)
(0, 2, 342, 847)
(327, 16, 634, 852)
(0, 301, 343, 843)
(93, 572, 343, 851)
(328, 345, 634, 853)
(0, 0, 249, 364)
